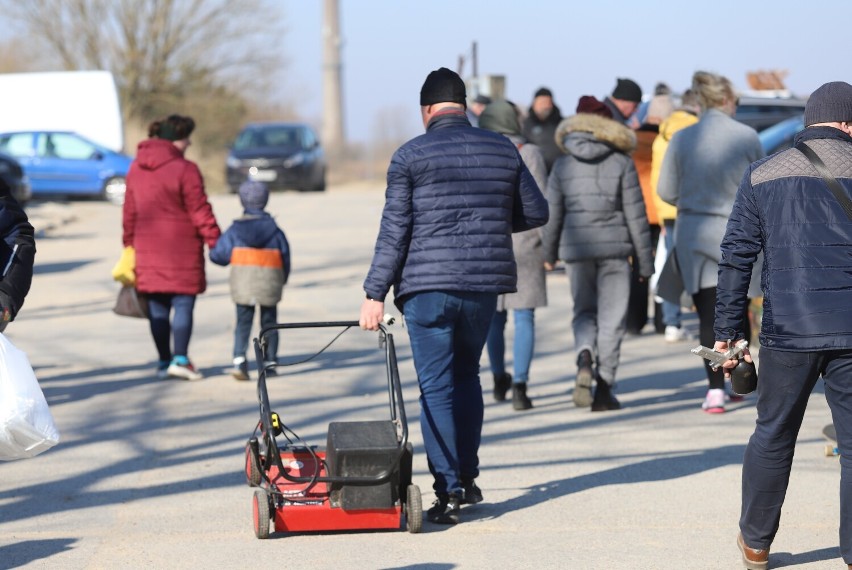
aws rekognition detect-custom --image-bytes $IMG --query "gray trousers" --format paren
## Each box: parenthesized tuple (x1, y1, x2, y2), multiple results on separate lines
(567, 258, 630, 385)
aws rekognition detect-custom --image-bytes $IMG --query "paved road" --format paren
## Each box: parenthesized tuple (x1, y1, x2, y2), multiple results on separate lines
(0, 188, 843, 569)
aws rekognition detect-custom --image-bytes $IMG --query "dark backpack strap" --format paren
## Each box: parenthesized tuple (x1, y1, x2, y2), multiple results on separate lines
(796, 141, 852, 221)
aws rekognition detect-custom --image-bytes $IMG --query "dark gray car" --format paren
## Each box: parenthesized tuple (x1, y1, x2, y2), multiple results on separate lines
(226, 123, 326, 193)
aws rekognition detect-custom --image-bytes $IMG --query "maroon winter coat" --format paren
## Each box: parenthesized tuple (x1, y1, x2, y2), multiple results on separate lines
(123, 139, 221, 295)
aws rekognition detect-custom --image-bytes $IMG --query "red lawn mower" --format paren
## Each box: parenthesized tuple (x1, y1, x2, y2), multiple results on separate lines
(244, 321, 422, 538)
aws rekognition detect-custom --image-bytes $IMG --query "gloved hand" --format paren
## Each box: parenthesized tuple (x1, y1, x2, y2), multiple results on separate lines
(111, 246, 136, 286)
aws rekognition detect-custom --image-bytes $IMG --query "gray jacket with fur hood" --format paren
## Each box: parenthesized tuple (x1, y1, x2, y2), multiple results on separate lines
(541, 113, 654, 277)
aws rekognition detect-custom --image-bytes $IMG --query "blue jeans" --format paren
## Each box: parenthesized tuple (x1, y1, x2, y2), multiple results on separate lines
(486, 308, 535, 382)
(740, 348, 852, 563)
(234, 304, 278, 362)
(146, 293, 196, 362)
(403, 290, 497, 496)
(661, 219, 681, 327)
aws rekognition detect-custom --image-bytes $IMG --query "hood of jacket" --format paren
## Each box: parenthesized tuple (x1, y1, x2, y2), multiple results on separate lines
(556, 113, 636, 159)
(135, 138, 185, 170)
(479, 99, 522, 136)
(658, 109, 699, 143)
(231, 211, 281, 248)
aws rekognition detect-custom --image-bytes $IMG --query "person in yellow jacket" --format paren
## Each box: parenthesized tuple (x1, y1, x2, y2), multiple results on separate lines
(649, 90, 700, 342)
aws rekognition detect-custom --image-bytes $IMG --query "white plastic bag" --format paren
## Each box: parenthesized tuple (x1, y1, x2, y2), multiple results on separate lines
(0, 332, 60, 460)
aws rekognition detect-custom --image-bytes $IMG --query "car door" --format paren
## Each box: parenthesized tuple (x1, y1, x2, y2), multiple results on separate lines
(0, 132, 38, 188)
(31, 132, 104, 195)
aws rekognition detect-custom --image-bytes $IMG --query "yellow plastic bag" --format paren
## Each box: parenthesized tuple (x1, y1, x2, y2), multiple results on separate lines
(111, 246, 136, 286)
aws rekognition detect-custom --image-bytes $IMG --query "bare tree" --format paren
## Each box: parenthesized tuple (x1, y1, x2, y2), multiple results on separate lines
(2, 0, 287, 144)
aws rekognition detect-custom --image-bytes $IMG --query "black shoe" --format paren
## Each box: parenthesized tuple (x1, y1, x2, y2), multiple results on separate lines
(427, 493, 461, 524)
(512, 383, 533, 411)
(461, 480, 483, 505)
(591, 377, 621, 412)
(493, 372, 512, 402)
(574, 350, 594, 407)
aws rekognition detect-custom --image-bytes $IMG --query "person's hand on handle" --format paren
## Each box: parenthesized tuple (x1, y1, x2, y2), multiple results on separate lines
(360, 298, 384, 331)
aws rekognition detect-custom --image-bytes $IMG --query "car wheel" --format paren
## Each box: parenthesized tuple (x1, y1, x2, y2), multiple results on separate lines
(103, 176, 126, 206)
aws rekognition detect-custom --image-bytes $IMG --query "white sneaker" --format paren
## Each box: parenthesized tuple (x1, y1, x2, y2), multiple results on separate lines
(167, 359, 204, 381)
(665, 325, 691, 343)
(702, 388, 726, 414)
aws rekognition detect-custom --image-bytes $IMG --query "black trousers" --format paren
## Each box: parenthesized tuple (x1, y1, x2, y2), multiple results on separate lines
(626, 224, 661, 334)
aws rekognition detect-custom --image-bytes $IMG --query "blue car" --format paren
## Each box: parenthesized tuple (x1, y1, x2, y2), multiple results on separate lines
(758, 114, 804, 156)
(0, 131, 132, 204)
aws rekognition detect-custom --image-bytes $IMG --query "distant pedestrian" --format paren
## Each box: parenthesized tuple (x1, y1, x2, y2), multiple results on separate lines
(0, 176, 35, 330)
(656, 71, 763, 413)
(209, 181, 290, 380)
(123, 114, 221, 381)
(467, 94, 491, 127)
(479, 99, 549, 411)
(523, 87, 563, 173)
(713, 81, 852, 569)
(359, 67, 548, 525)
(650, 89, 700, 342)
(542, 95, 654, 412)
(603, 78, 643, 128)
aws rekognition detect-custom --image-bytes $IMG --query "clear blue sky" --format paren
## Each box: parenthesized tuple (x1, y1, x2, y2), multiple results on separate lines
(283, 0, 845, 144)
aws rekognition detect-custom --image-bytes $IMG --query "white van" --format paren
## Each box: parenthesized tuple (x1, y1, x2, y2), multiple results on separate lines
(0, 70, 124, 152)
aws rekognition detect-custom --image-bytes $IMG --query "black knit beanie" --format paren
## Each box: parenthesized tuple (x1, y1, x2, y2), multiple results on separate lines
(804, 81, 852, 126)
(420, 67, 467, 106)
(611, 78, 642, 103)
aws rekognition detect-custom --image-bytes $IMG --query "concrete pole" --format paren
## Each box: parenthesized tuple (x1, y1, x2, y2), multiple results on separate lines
(322, 0, 345, 157)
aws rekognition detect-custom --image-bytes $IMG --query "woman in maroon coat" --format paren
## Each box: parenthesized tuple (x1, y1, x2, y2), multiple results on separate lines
(123, 115, 221, 380)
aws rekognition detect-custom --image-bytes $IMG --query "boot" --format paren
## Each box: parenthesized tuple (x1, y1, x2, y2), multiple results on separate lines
(493, 372, 512, 402)
(573, 350, 594, 407)
(512, 383, 533, 411)
(591, 376, 621, 412)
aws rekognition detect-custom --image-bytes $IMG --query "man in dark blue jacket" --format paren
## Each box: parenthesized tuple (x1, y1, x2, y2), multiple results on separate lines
(359, 67, 548, 525)
(713, 81, 852, 569)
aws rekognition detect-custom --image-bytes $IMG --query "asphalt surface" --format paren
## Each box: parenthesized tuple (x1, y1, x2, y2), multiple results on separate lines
(0, 188, 844, 569)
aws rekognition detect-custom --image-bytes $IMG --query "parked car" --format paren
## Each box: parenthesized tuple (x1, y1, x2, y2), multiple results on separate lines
(226, 123, 326, 193)
(0, 152, 32, 205)
(0, 131, 132, 205)
(735, 95, 807, 132)
(758, 114, 804, 155)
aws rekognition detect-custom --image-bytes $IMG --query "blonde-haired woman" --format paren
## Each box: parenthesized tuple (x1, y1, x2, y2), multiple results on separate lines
(657, 71, 763, 413)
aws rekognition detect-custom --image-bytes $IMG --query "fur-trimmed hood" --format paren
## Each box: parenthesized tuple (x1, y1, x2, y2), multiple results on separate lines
(555, 113, 637, 159)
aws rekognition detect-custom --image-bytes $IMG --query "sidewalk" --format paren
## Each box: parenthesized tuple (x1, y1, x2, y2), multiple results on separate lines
(0, 189, 842, 569)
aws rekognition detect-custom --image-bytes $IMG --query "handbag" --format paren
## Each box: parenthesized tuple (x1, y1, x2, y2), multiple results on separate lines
(655, 246, 688, 307)
(113, 285, 149, 319)
(0, 332, 60, 460)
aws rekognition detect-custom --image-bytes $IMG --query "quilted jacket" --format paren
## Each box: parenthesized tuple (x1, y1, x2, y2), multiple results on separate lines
(541, 113, 654, 277)
(363, 109, 549, 309)
(715, 126, 852, 350)
(209, 210, 290, 306)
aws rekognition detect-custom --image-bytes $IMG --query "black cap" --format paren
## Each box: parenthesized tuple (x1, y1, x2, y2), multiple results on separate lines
(611, 78, 642, 103)
(803, 81, 852, 126)
(473, 94, 492, 105)
(420, 67, 467, 106)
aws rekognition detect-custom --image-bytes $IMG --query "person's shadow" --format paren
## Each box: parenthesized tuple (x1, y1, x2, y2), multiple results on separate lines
(770, 547, 841, 567)
(0, 538, 77, 568)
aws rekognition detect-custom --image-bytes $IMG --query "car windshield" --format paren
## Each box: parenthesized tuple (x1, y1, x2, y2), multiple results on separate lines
(233, 126, 302, 151)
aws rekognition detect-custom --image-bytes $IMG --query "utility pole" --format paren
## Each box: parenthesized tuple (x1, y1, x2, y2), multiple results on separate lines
(322, 0, 345, 157)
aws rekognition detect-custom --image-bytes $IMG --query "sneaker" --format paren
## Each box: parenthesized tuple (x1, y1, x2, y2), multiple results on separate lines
(574, 350, 594, 407)
(664, 325, 691, 343)
(167, 356, 203, 381)
(156, 359, 170, 380)
(737, 532, 769, 570)
(591, 377, 621, 412)
(702, 388, 726, 414)
(427, 493, 460, 524)
(461, 480, 483, 505)
(511, 383, 533, 411)
(230, 357, 249, 381)
(492, 372, 512, 402)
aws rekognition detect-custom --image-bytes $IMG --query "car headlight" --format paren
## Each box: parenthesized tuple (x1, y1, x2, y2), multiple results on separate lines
(283, 153, 305, 168)
(226, 156, 242, 168)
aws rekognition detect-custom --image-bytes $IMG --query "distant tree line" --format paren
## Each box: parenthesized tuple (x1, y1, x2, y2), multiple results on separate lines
(0, 0, 291, 155)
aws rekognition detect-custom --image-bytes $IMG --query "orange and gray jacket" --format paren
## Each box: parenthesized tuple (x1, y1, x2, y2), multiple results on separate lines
(209, 210, 290, 306)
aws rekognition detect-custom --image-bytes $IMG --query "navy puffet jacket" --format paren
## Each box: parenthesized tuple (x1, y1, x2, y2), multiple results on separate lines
(715, 126, 852, 351)
(363, 110, 549, 310)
